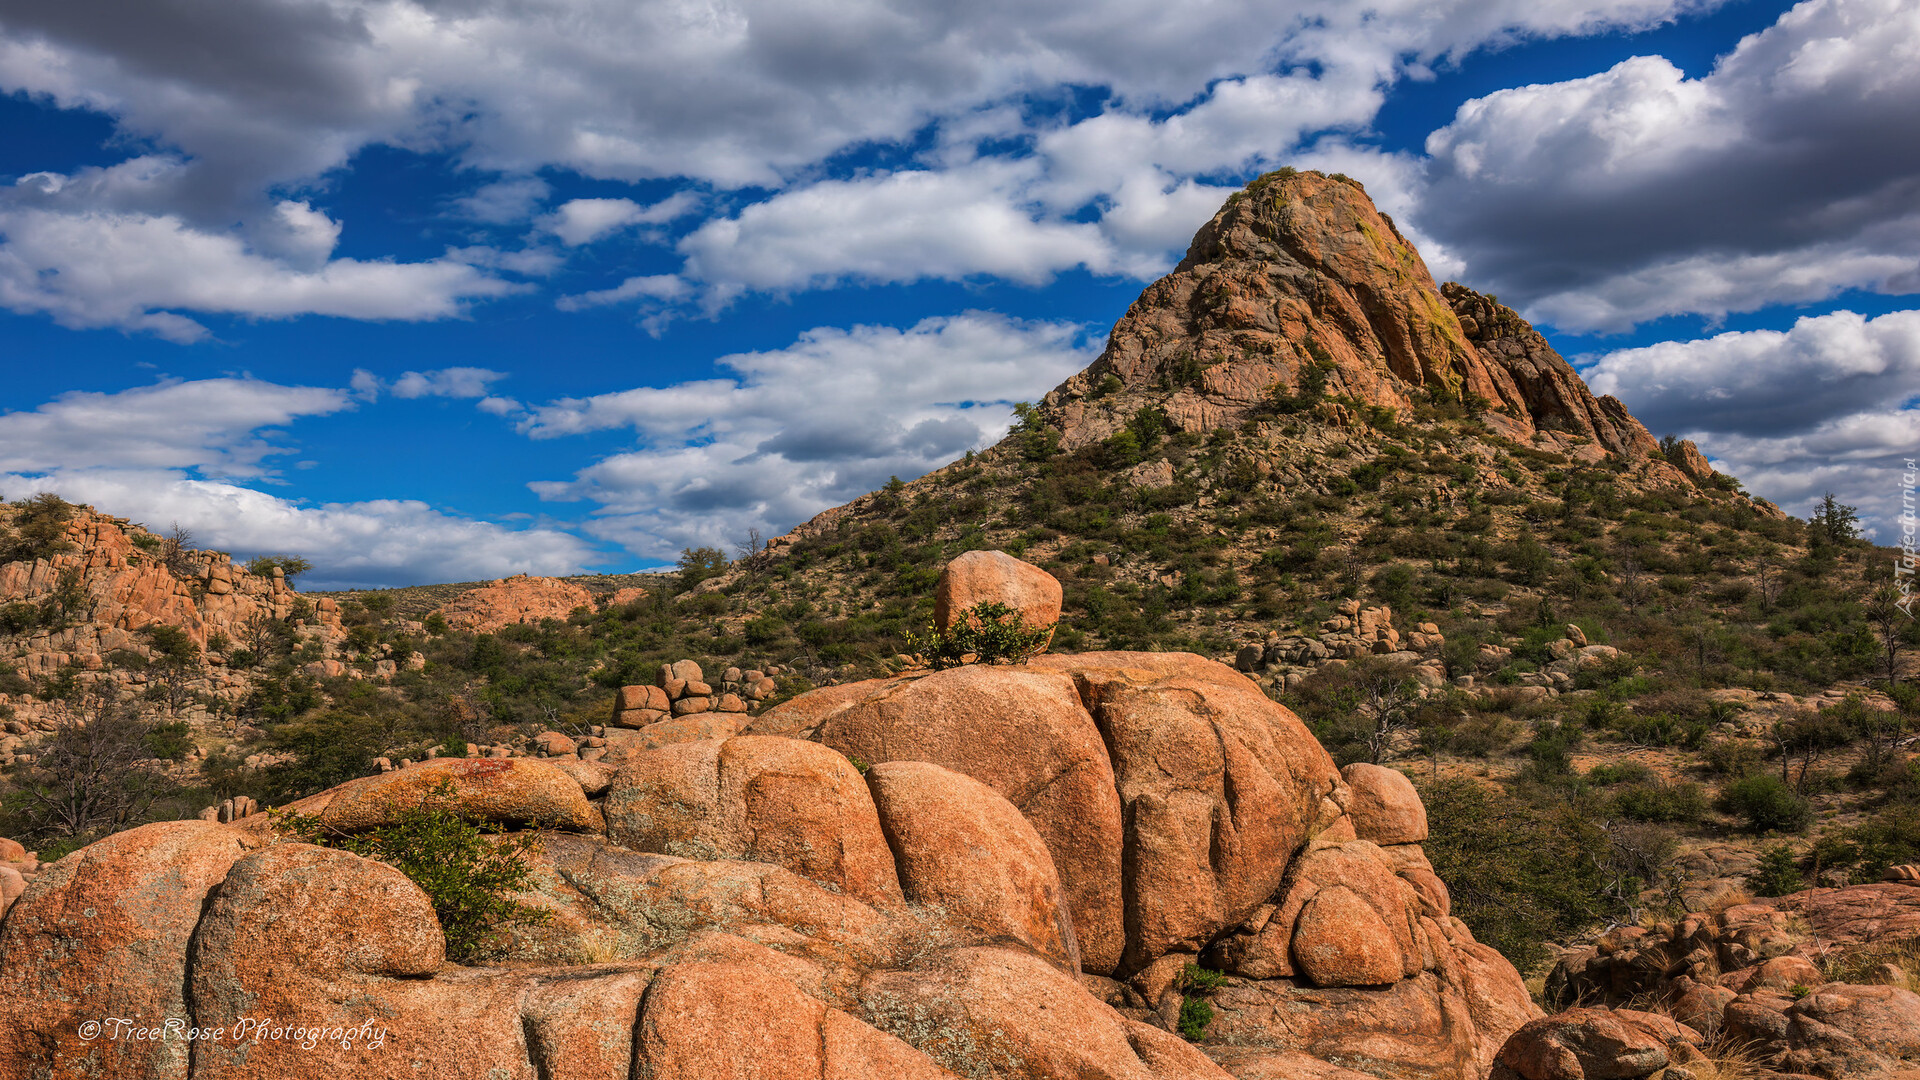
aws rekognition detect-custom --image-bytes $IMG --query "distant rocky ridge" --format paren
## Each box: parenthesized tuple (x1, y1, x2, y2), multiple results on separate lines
(432, 572, 600, 633)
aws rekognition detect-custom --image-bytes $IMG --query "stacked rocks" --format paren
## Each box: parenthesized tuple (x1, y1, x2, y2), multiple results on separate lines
(721, 665, 782, 706)
(1236, 603, 1448, 691)
(195, 795, 259, 823)
(610, 660, 777, 729)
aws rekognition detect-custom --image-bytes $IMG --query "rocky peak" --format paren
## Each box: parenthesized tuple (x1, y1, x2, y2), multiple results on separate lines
(1044, 169, 1664, 467)
(431, 573, 596, 633)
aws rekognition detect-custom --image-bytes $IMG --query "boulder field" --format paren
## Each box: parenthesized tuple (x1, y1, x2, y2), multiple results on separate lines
(0, 557, 1539, 1080)
(1522, 876, 1920, 1080)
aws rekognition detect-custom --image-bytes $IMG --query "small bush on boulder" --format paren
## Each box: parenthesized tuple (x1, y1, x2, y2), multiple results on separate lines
(906, 601, 1052, 670)
(278, 777, 549, 962)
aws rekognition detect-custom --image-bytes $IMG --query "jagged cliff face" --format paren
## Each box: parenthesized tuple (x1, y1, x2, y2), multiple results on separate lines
(1046, 171, 1660, 464)
(0, 504, 346, 745)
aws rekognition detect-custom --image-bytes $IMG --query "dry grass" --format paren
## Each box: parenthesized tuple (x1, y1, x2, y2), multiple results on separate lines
(1684, 1033, 1770, 1080)
(1618, 986, 1676, 1016)
(1699, 886, 1755, 916)
(1821, 935, 1920, 993)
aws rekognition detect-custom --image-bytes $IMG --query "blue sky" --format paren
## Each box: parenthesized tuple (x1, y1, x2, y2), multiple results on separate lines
(1, 0, 1915, 587)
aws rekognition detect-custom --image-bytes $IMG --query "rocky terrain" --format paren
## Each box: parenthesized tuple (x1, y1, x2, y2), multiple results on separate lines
(0, 504, 349, 758)
(0, 553, 1543, 1080)
(1513, 872, 1920, 1080)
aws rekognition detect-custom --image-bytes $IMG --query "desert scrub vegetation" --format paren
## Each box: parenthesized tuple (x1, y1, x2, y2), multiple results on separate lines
(6, 394, 1915, 977)
(277, 778, 549, 962)
(904, 601, 1053, 670)
(0, 492, 76, 565)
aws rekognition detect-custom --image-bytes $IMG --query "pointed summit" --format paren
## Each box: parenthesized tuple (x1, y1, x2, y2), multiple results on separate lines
(1045, 169, 1660, 465)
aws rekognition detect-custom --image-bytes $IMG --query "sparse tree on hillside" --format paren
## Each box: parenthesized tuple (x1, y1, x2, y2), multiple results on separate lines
(1755, 555, 1782, 608)
(734, 528, 768, 584)
(0, 687, 171, 844)
(1810, 492, 1860, 545)
(245, 553, 313, 582)
(43, 566, 87, 625)
(1, 492, 76, 564)
(676, 546, 728, 591)
(1357, 662, 1422, 765)
(144, 624, 201, 716)
(1771, 708, 1852, 793)
(160, 522, 196, 576)
(1864, 584, 1909, 684)
(1616, 555, 1648, 613)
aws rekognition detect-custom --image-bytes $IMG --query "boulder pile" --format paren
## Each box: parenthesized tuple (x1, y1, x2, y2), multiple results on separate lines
(1521, 874, 1920, 1080)
(0, 552, 1539, 1080)
(600, 660, 783, 759)
(1236, 606, 1630, 706)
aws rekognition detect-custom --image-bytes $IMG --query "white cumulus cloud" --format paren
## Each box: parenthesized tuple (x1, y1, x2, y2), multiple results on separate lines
(0, 0, 1725, 329)
(0, 161, 521, 341)
(540, 193, 702, 246)
(0, 378, 352, 478)
(1585, 307, 1920, 537)
(1416, 0, 1920, 331)
(521, 311, 1096, 556)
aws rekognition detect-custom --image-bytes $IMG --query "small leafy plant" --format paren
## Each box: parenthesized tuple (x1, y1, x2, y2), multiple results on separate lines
(1179, 963, 1228, 993)
(905, 601, 1053, 671)
(1177, 963, 1227, 1040)
(277, 778, 549, 962)
(1177, 997, 1216, 1041)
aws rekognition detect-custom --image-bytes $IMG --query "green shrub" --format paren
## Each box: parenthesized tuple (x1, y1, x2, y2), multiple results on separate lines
(1719, 773, 1813, 834)
(1748, 845, 1804, 897)
(905, 601, 1053, 671)
(1419, 775, 1610, 972)
(1703, 738, 1766, 778)
(0, 602, 38, 635)
(143, 721, 195, 761)
(1612, 780, 1709, 824)
(277, 778, 549, 962)
(1809, 805, 1920, 883)
(1586, 762, 1655, 786)
(1176, 996, 1215, 1041)
(1179, 963, 1227, 992)
(744, 616, 786, 645)
(1, 492, 76, 564)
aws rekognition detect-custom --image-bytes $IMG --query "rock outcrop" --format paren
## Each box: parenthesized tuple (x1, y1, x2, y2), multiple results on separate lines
(0, 553, 1540, 1080)
(934, 549, 1064, 634)
(1037, 171, 1666, 469)
(0, 505, 347, 753)
(431, 573, 593, 633)
(1533, 877, 1920, 1080)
